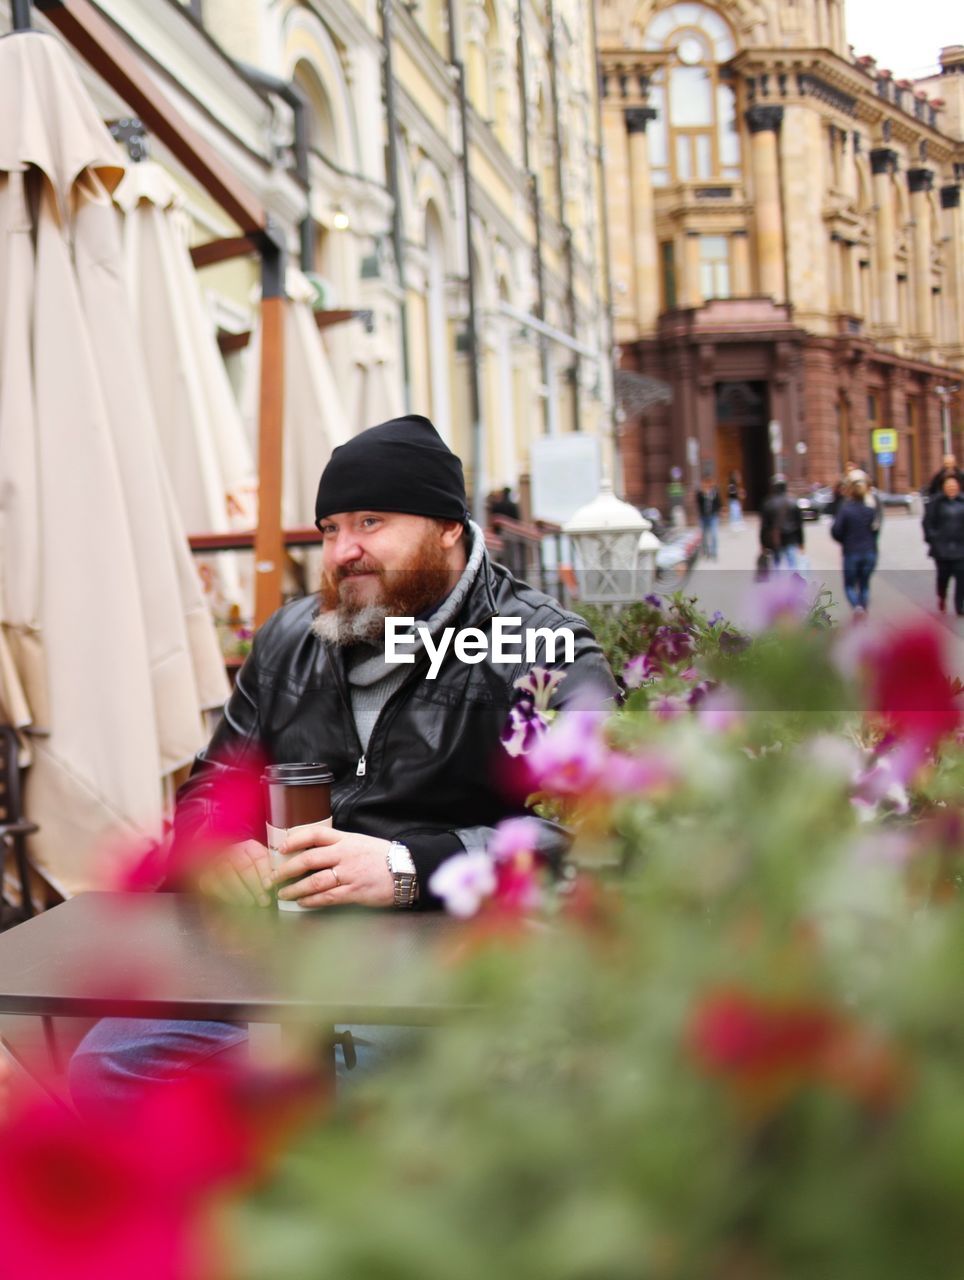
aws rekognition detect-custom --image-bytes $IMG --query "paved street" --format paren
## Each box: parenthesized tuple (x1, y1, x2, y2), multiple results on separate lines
(681, 508, 964, 673)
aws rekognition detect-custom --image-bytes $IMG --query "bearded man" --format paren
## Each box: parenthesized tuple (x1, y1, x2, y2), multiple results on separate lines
(69, 416, 614, 1109)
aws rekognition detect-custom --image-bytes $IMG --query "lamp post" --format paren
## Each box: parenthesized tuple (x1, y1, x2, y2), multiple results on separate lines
(563, 482, 660, 607)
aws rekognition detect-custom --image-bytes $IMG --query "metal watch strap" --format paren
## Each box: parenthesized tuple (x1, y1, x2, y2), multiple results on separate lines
(387, 841, 418, 908)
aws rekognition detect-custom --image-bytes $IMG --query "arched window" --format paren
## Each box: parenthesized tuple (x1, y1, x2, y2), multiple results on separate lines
(644, 2, 740, 188)
(292, 59, 338, 162)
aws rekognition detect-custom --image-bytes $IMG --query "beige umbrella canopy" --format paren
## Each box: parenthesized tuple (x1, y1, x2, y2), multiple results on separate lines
(0, 32, 225, 895)
(114, 160, 257, 617)
(241, 267, 353, 529)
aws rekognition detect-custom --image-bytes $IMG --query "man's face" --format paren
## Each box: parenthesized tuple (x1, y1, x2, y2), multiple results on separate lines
(944, 476, 961, 500)
(314, 512, 465, 644)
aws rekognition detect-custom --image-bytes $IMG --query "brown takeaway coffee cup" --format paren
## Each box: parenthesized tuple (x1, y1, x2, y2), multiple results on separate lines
(262, 763, 334, 912)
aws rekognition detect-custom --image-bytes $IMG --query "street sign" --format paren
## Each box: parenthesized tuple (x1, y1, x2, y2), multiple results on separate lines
(872, 428, 897, 454)
(877, 451, 895, 467)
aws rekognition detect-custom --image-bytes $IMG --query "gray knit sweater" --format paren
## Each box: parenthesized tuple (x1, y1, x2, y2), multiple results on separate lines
(346, 522, 487, 756)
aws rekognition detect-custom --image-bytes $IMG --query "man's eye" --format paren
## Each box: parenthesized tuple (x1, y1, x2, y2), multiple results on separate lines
(361, 517, 381, 529)
(320, 525, 336, 537)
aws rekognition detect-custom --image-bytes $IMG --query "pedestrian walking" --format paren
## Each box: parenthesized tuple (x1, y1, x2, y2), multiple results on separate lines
(759, 474, 805, 570)
(727, 471, 745, 528)
(831, 475, 881, 616)
(926, 453, 964, 498)
(695, 475, 721, 560)
(923, 473, 964, 616)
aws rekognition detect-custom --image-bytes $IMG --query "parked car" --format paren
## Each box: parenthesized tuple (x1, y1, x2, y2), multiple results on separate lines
(878, 490, 915, 510)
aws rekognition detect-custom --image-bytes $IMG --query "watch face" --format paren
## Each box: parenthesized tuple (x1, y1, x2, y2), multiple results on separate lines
(389, 844, 416, 874)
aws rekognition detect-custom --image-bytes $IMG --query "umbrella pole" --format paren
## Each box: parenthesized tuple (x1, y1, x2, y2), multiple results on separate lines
(12, 0, 33, 30)
(254, 228, 286, 629)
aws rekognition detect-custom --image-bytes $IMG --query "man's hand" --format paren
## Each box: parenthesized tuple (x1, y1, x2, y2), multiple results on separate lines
(197, 839, 273, 907)
(273, 824, 394, 909)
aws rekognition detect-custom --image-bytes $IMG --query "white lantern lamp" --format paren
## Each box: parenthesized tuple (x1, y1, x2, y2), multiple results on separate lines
(563, 481, 658, 605)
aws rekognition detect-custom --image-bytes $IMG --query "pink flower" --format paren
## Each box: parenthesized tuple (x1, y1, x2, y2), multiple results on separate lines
(501, 700, 550, 758)
(0, 1072, 266, 1280)
(526, 709, 610, 795)
(623, 652, 659, 689)
(601, 751, 676, 796)
(744, 574, 814, 633)
(428, 852, 497, 917)
(697, 686, 746, 733)
(864, 623, 961, 751)
(689, 989, 840, 1086)
(651, 693, 687, 722)
(488, 817, 544, 863)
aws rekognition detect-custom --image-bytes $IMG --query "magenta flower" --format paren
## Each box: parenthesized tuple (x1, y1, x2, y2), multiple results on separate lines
(649, 626, 695, 664)
(513, 667, 566, 712)
(602, 751, 675, 796)
(501, 700, 550, 758)
(428, 852, 497, 917)
(526, 709, 610, 795)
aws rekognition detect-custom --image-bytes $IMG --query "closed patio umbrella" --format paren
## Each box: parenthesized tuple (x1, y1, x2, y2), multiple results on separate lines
(114, 160, 257, 616)
(0, 32, 224, 895)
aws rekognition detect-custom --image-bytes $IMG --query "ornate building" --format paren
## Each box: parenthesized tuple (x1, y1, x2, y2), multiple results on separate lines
(176, 0, 615, 515)
(597, 0, 964, 509)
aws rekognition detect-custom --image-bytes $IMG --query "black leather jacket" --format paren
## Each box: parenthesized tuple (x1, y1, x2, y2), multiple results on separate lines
(924, 495, 964, 561)
(174, 554, 617, 907)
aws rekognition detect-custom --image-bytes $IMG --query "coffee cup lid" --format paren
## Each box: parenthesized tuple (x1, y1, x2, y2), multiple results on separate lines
(262, 762, 334, 785)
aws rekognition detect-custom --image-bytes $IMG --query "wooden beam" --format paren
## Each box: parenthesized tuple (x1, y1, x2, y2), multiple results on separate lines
(314, 308, 362, 331)
(217, 329, 251, 355)
(253, 295, 285, 626)
(191, 235, 260, 270)
(188, 528, 323, 554)
(38, 0, 265, 235)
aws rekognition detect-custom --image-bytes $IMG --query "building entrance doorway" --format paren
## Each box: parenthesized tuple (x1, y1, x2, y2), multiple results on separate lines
(714, 381, 770, 510)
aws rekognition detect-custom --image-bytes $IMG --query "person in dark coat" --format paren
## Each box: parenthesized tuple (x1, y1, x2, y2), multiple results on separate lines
(695, 476, 722, 559)
(926, 454, 964, 498)
(759, 475, 804, 570)
(831, 476, 881, 615)
(923, 474, 964, 615)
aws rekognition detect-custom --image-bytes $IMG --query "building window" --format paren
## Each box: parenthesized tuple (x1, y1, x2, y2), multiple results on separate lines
(867, 393, 878, 422)
(644, 2, 740, 188)
(660, 240, 677, 310)
(699, 235, 730, 299)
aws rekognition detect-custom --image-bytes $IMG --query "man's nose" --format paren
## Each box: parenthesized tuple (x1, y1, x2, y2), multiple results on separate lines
(328, 530, 365, 567)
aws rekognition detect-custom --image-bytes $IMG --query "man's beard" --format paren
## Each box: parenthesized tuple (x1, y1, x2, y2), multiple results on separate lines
(312, 536, 454, 647)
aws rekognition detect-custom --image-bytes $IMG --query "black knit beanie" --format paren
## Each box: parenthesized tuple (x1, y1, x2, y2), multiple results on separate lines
(314, 415, 469, 525)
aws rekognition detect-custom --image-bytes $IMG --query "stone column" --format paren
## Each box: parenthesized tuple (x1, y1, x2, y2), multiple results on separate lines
(908, 169, 934, 344)
(940, 184, 963, 358)
(732, 229, 750, 296)
(746, 106, 786, 302)
(870, 148, 899, 334)
(684, 231, 703, 307)
(625, 107, 660, 332)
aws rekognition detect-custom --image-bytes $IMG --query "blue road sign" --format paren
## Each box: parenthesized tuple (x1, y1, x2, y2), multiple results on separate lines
(877, 452, 895, 466)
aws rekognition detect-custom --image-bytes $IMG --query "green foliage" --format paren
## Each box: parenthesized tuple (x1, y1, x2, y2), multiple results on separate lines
(224, 601, 963, 1280)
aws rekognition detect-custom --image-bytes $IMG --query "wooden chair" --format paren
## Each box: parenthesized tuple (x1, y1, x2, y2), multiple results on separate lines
(0, 726, 36, 929)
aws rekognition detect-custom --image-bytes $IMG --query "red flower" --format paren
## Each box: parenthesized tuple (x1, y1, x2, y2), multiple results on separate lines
(689, 989, 839, 1085)
(865, 624, 961, 750)
(0, 1070, 278, 1280)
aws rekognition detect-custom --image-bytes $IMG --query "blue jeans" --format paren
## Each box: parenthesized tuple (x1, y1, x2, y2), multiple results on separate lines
(700, 515, 719, 558)
(772, 544, 802, 570)
(843, 551, 876, 610)
(69, 1019, 412, 1116)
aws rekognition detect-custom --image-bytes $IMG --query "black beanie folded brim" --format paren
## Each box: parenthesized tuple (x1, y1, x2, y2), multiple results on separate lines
(315, 414, 469, 525)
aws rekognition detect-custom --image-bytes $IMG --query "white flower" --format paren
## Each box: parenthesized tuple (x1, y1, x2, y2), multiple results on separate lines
(428, 852, 497, 918)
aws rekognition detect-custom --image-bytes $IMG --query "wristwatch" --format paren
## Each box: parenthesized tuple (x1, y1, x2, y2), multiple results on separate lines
(386, 841, 418, 908)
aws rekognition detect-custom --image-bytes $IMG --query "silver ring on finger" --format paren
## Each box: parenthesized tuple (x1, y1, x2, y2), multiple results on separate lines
(330, 866, 340, 888)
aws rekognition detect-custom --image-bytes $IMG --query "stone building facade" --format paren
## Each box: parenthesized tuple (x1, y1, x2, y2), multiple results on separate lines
(597, 0, 964, 510)
(22, 0, 614, 517)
